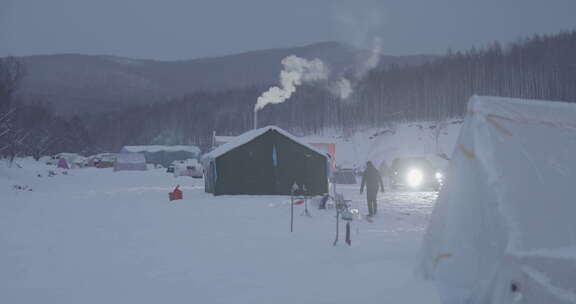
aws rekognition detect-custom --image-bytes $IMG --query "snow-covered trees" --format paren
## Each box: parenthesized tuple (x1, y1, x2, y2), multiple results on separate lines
(355, 32, 576, 124)
(5, 30, 576, 156)
(0, 57, 93, 159)
(82, 30, 576, 153)
(0, 57, 24, 114)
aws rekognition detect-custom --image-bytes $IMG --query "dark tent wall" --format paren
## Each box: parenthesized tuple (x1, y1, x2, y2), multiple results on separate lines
(208, 129, 328, 196)
(273, 131, 328, 195)
(215, 133, 275, 195)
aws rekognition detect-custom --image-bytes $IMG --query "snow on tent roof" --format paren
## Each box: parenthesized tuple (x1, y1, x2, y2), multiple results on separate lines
(204, 126, 328, 160)
(57, 152, 80, 159)
(418, 95, 576, 303)
(121, 145, 200, 154)
(214, 135, 235, 144)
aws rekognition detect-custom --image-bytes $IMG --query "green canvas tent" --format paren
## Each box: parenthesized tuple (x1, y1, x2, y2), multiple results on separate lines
(203, 126, 329, 196)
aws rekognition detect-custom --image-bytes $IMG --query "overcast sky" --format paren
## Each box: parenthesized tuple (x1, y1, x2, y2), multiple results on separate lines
(1, 0, 575, 60)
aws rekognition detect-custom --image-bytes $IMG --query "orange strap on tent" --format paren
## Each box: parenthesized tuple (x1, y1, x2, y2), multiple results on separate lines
(486, 114, 513, 136)
(459, 145, 476, 159)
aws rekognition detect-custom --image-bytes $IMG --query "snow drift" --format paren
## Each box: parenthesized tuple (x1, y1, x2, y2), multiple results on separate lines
(418, 96, 576, 303)
(0, 158, 440, 304)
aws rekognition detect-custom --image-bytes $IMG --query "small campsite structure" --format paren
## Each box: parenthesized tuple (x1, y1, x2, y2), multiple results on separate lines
(56, 153, 80, 169)
(114, 152, 147, 172)
(203, 126, 329, 196)
(57, 158, 69, 169)
(120, 145, 200, 168)
(418, 96, 576, 303)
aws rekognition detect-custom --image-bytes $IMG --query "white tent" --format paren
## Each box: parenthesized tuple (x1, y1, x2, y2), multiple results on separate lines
(418, 96, 576, 304)
(120, 145, 200, 168)
(114, 152, 147, 172)
(121, 145, 200, 154)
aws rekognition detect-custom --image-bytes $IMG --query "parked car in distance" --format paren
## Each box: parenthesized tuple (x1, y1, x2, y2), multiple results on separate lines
(389, 157, 442, 191)
(171, 159, 203, 178)
(331, 168, 357, 184)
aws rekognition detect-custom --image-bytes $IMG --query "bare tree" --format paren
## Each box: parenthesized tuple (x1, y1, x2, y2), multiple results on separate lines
(0, 56, 25, 113)
(0, 57, 26, 164)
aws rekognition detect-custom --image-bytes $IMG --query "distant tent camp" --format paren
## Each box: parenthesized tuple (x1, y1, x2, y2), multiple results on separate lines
(56, 153, 80, 168)
(120, 145, 200, 168)
(114, 152, 147, 172)
(203, 126, 329, 196)
(418, 96, 576, 303)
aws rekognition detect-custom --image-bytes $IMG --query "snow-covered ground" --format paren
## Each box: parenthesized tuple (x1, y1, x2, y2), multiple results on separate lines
(1, 159, 440, 303)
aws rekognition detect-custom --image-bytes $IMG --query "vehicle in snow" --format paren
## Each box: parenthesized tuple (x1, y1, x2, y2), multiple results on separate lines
(120, 145, 201, 168)
(88, 153, 116, 168)
(331, 168, 357, 184)
(170, 159, 203, 178)
(389, 157, 442, 190)
(72, 156, 88, 168)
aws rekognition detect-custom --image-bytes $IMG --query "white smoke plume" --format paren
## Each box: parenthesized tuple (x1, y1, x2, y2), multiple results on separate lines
(329, 37, 382, 101)
(255, 55, 329, 111)
(330, 2, 385, 101)
(254, 37, 382, 107)
(356, 36, 382, 78)
(330, 77, 353, 100)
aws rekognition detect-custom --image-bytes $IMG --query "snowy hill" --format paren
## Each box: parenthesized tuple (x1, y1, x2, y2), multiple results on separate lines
(18, 42, 435, 115)
(304, 120, 464, 171)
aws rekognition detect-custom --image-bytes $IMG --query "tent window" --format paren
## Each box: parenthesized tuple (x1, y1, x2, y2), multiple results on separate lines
(272, 145, 278, 167)
(212, 161, 217, 181)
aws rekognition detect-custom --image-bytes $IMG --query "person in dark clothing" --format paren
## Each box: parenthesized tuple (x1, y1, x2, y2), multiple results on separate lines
(360, 161, 384, 216)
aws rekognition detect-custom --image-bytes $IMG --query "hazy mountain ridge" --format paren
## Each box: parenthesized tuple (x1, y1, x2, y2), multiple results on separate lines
(17, 42, 436, 114)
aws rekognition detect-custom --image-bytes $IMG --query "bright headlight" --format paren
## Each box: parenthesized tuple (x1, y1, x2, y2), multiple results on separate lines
(435, 172, 443, 180)
(406, 168, 424, 188)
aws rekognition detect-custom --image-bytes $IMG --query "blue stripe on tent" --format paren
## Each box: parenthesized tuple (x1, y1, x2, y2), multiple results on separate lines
(213, 161, 218, 181)
(272, 145, 278, 167)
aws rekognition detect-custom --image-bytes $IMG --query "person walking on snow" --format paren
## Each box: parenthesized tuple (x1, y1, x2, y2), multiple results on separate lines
(360, 161, 384, 217)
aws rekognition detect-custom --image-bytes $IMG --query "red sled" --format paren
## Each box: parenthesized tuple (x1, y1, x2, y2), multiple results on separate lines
(169, 185, 183, 201)
(293, 199, 304, 205)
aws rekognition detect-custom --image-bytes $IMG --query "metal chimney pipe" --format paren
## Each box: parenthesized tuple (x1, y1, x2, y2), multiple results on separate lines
(253, 109, 258, 130)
